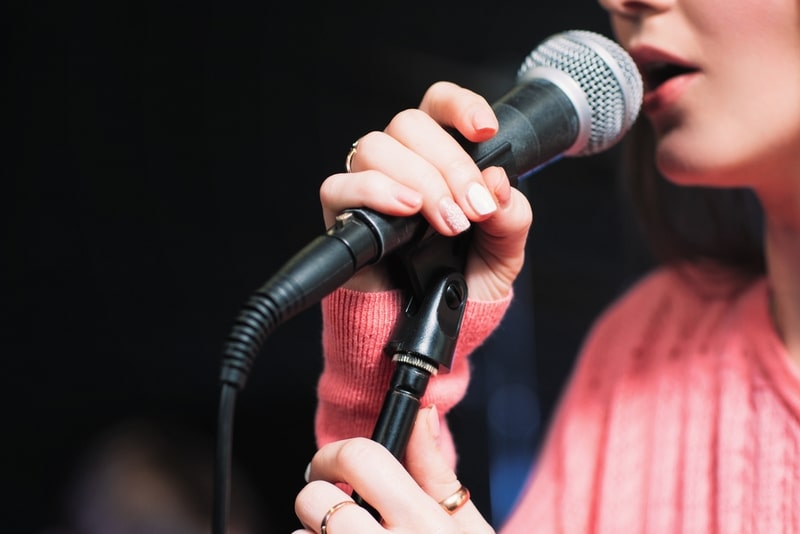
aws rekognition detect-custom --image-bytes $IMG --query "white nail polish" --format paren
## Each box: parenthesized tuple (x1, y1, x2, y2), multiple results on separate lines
(304, 462, 311, 482)
(467, 183, 497, 215)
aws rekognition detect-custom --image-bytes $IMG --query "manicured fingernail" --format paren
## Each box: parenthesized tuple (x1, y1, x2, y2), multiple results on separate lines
(467, 183, 497, 215)
(471, 108, 498, 133)
(393, 185, 423, 209)
(304, 462, 311, 482)
(439, 197, 470, 233)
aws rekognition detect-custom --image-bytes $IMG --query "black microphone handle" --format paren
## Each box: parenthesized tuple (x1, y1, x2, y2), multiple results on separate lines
(272, 76, 580, 319)
(464, 77, 581, 186)
(218, 78, 579, 389)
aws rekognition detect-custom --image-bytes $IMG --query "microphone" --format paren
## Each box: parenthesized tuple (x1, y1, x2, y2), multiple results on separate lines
(219, 30, 643, 389)
(466, 29, 642, 184)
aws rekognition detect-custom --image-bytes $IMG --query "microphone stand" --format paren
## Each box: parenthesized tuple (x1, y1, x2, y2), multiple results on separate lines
(211, 210, 469, 533)
(352, 227, 471, 519)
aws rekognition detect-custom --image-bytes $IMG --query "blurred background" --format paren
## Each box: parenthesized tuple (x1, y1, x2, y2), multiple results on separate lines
(4, 1, 651, 532)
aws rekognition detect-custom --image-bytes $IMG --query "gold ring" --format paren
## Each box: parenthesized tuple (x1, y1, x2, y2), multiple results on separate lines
(438, 485, 470, 515)
(320, 500, 357, 534)
(344, 140, 359, 173)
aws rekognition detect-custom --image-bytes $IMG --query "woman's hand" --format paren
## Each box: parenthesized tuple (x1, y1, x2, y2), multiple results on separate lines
(293, 406, 495, 534)
(319, 81, 533, 302)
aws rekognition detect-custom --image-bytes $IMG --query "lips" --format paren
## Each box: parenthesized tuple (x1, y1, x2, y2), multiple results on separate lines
(639, 62, 699, 92)
(628, 46, 699, 90)
(627, 46, 700, 114)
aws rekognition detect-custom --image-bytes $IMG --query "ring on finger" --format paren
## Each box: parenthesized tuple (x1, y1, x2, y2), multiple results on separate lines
(344, 140, 359, 173)
(320, 500, 357, 534)
(438, 484, 470, 515)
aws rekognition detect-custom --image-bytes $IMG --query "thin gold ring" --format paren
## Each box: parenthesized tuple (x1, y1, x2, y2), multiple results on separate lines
(344, 140, 359, 173)
(438, 485, 470, 515)
(320, 500, 357, 534)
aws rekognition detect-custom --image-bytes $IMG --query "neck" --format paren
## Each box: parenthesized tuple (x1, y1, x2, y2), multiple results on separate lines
(763, 210, 800, 367)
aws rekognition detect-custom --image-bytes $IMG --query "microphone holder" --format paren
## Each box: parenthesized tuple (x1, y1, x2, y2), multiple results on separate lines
(352, 227, 471, 519)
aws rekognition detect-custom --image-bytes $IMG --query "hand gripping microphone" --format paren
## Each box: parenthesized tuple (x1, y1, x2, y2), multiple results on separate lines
(218, 29, 643, 389)
(212, 30, 643, 534)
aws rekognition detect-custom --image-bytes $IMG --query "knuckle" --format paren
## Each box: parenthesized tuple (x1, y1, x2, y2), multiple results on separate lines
(319, 175, 342, 205)
(335, 437, 381, 470)
(356, 130, 381, 153)
(386, 108, 429, 133)
(444, 158, 481, 184)
(422, 81, 460, 103)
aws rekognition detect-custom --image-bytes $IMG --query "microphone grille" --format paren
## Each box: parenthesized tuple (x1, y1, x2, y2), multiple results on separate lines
(518, 30, 643, 156)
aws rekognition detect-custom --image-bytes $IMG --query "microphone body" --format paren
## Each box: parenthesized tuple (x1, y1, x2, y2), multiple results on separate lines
(219, 30, 643, 388)
(463, 77, 583, 187)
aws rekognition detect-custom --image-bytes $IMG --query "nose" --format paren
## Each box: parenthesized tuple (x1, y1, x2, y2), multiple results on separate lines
(598, 0, 673, 18)
(598, 0, 673, 44)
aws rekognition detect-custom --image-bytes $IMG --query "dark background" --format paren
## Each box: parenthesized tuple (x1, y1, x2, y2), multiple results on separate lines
(4, 2, 651, 532)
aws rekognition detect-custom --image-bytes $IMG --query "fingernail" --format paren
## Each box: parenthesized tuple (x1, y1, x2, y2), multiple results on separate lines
(471, 108, 498, 133)
(393, 185, 423, 209)
(304, 462, 311, 483)
(439, 197, 470, 233)
(467, 183, 497, 215)
(427, 405, 441, 441)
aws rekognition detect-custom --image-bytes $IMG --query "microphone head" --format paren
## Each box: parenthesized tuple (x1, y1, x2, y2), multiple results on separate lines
(518, 30, 643, 157)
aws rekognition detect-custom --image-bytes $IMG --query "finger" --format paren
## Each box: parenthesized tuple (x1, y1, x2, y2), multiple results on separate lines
(350, 128, 478, 236)
(347, 125, 497, 236)
(331, 129, 469, 236)
(405, 406, 495, 533)
(319, 169, 423, 228)
(382, 110, 500, 223)
(294, 480, 383, 534)
(306, 437, 454, 532)
(466, 176, 534, 299)
(336, 84, 500, 237)
(418, 81, 499, 142)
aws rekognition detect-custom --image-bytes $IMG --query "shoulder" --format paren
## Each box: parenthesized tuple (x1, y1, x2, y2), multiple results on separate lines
(584, 266, 692, 342)
(573, 264, 760, 370)
(587, 263, 760, 343)
(554, 265, 759, 404)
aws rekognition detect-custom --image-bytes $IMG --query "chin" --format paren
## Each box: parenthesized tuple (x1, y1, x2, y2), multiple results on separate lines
(655, 146, 754, 189)
(653, 137, 699, 184)
(654, 142, 720, 187)
(652, 118, 769, 188)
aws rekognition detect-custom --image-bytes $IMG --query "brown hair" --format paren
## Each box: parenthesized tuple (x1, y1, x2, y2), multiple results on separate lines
(620, 119, 766, 281)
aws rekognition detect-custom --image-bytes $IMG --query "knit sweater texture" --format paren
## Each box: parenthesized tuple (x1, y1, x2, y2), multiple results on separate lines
(317, 267, 800, 532)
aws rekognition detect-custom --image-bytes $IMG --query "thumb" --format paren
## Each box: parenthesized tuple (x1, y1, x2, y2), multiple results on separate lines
(404, 405, 457, 490)
(404, 406, 494, 532)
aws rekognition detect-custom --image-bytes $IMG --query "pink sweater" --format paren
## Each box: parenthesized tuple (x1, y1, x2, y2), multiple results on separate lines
(317, 267, 800, 532)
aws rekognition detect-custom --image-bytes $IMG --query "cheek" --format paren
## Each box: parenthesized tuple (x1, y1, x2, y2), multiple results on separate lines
(607, 16, 633, 47)
(694, 0, 796, 32)
(715, 52, 800, 171)
(697, 0, 800, 58)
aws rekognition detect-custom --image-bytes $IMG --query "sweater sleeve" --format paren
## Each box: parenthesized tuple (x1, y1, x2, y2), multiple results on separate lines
(316, 286, 512, 468)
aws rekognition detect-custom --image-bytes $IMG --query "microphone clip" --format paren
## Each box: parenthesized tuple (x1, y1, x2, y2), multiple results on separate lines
(352, 234, 469, 519)
(384, 228, 471, 372)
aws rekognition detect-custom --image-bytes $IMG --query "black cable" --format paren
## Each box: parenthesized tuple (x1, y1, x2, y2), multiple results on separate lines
(211, 202, 464, 532)
(211, 209, 422, 532)
(213, 383, 237, 534)
(213, 289, 284, 534)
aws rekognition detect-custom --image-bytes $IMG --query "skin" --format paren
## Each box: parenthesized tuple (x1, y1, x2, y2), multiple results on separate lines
(295, 0, 800, 531)
(318, 85, 533, 302)
(600, 0, 800, 363)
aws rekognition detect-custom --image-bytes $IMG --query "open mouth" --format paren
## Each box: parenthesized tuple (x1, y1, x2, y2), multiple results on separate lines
(640, 62, 698, 92)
